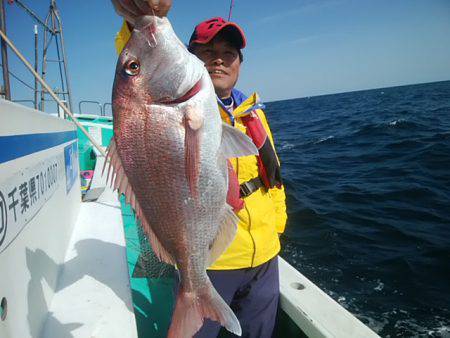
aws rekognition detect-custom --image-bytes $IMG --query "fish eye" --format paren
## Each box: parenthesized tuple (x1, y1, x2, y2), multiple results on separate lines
(124, 59, 140, 76)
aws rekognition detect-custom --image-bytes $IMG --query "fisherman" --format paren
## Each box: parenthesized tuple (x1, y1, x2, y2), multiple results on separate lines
(112, 1, 287, 337)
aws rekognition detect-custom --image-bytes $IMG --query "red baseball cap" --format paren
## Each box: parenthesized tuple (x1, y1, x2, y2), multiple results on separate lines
(189, 17, 246, 49)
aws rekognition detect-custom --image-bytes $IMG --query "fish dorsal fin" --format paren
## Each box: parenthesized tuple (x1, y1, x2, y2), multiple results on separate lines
(104, 138, 176, 266)
(220, 123, 258, 159)
(206, 204, 238, 267)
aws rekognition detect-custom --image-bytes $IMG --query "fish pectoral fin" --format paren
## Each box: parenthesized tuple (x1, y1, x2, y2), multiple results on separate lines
(184, 108, 203, 199)
(220, 123, 259, 159)
(185, 106, 204, 130)
(104, 138, 176, 266)
(206, 204, 238, 267)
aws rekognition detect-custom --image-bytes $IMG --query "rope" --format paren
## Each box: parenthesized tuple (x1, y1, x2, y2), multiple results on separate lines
(0, 62, 34, 90)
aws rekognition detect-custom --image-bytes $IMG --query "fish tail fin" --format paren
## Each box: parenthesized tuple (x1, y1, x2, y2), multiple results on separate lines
(167, 283, 242, 338)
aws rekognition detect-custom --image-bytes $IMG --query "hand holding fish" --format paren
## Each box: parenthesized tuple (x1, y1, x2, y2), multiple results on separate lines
(111, 0, 172, 24)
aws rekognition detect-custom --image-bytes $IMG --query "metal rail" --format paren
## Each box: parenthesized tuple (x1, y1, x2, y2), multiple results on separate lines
(103, 103, 112, 117)
(79, 100, 103, 116)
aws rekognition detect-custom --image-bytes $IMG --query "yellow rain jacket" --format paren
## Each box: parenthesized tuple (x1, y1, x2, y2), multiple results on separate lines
(115, 22, 287, 269)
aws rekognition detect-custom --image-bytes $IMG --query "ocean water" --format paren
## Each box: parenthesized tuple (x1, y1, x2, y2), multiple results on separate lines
(265, 81, 450, 337)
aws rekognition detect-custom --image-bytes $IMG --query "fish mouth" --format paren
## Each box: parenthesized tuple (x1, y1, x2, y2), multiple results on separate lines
(159, 78, 203, 105)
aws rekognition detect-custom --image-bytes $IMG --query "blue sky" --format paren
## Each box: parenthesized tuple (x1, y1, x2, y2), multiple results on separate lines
(4, 0, 450, 112)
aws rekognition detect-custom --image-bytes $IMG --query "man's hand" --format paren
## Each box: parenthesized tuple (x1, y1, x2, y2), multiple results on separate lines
(111, 0, 172, 25)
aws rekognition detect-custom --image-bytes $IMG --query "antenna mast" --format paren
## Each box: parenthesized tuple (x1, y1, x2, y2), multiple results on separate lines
(40, 0, 73, 113)
(8, 0, 73, 113)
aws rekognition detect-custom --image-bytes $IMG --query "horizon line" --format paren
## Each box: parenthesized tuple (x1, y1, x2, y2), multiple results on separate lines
(266, 78, 450, 104)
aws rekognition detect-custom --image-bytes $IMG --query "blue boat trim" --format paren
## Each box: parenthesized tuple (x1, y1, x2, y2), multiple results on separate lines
(0, 130, 77, 164)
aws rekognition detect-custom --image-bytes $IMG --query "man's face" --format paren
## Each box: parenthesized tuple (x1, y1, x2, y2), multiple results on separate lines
(193, 36, 241, 99)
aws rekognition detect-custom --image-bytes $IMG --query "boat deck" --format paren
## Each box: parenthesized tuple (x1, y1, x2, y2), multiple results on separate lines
(40, 185, 137, 337)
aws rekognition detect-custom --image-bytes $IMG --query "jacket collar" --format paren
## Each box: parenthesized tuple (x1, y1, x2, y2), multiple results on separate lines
(218, 89, 266, 123)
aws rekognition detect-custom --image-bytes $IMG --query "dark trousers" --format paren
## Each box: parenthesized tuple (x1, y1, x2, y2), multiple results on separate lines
(194, 256, 280, 338)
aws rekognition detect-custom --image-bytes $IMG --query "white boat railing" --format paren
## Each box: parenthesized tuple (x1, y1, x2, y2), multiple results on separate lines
(279, 256, 380, 337)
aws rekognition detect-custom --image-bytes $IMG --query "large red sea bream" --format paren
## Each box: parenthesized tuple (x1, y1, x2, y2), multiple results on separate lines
(106, 15, 257, 337)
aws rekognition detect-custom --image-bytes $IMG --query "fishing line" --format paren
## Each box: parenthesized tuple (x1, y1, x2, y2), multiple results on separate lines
(228, 0, 235, 21)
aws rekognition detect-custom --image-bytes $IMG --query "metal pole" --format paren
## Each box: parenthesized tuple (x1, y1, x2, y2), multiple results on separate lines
(34, 25, 38, 109)
(51, 7, 61, 115)
(53, 1, 73, 113)
(0, 29, 106, 157)
(40, 10, 51, 111)
(54, 25, 65, 103)
(0, 0, 11, 100)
